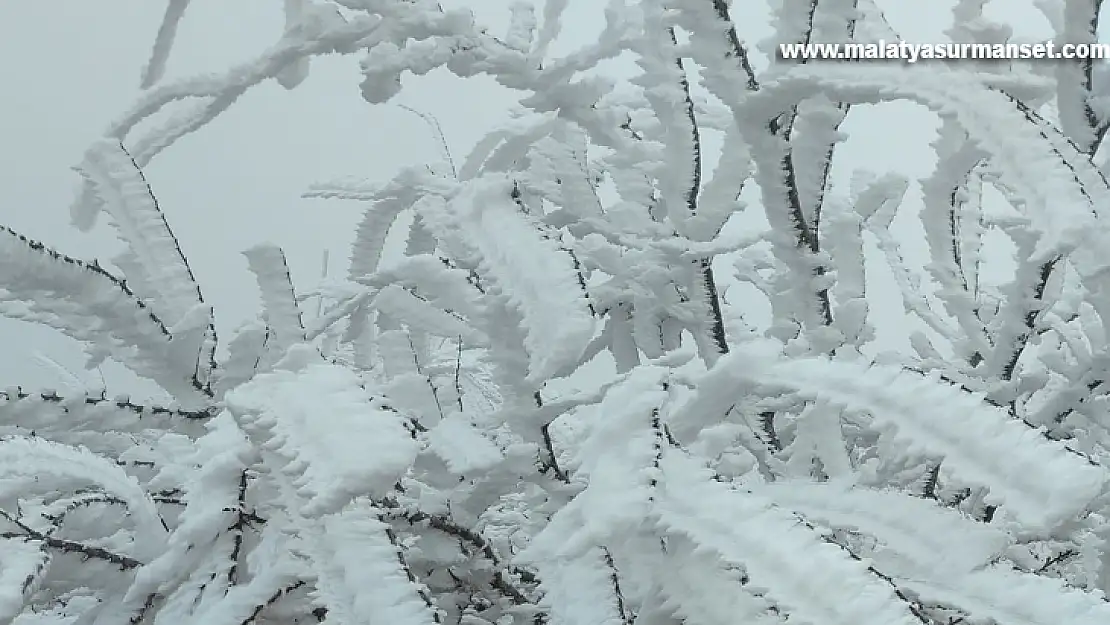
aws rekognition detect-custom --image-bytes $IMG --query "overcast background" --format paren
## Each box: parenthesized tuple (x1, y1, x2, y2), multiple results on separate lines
(0, 0, 1054, 400)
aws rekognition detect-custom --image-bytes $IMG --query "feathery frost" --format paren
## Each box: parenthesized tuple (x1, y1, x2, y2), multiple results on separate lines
(7, 0, 1110, 622)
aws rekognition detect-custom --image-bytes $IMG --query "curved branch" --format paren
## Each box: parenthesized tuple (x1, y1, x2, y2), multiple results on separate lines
(0, 226, 211, 405)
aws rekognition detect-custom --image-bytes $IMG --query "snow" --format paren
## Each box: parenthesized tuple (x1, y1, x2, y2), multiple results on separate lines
(226, 345, 419, 517)
(139, 0, 192, 89)
(0, 541, 45, 622)
(656, 450, 926, 625)
(434, 176, 598, 383)
(904, 563, 1110, 625)
(0, 225, 208, 407)
(364, 254, 485, 321)
(11, 0, 1110, 622)
(737, 63, 1110, 272)
(535, 549, 629, 625)
(0, 436, 168, 560)
(75, 139, 207, 331)
(755, 480, 1011, 577)
(243, 244, 307, 354)
(371, 284, 488, 345)
(626, 535, 784, 625)
(522, 366, 669, 562)
(426, 411, 504, 473)
(685, 347, 1109, 535)
(310, 500, 440, 625)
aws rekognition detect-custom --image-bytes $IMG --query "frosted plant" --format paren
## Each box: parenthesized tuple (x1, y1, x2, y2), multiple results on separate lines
(4, 0, 1110, 623)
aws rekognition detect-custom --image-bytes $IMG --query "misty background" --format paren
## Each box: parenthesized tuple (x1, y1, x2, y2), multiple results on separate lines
(0, 0, 1057, 400)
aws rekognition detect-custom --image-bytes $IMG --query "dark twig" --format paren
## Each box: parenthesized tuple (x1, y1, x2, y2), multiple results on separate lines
(378, 497, 538, 607)
(0, 507, 141, 571)
(240, 581, 308, 625)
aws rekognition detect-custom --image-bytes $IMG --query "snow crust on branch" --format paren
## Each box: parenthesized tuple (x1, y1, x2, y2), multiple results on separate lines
(9, 0, 1110, 622)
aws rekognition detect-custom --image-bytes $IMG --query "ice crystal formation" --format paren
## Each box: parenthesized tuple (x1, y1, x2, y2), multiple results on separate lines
(4, 1, 1110, 624)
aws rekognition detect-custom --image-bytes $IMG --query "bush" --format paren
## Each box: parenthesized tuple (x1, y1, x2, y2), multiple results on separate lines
(3, 2, 1110, 624)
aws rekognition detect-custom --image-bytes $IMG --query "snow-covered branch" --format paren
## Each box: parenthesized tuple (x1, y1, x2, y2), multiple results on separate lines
(8, 0, 1110, 622)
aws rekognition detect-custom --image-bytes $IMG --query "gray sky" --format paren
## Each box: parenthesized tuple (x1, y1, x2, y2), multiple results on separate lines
(0, 0, 1054, 399)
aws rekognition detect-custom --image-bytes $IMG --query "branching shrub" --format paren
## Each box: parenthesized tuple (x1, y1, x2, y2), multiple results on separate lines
(5, 1, 1110, 624)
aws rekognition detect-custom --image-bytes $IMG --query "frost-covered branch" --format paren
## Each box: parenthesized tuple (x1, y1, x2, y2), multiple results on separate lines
(10, 0, 1110, 622)
(0, 225, 212, 406)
